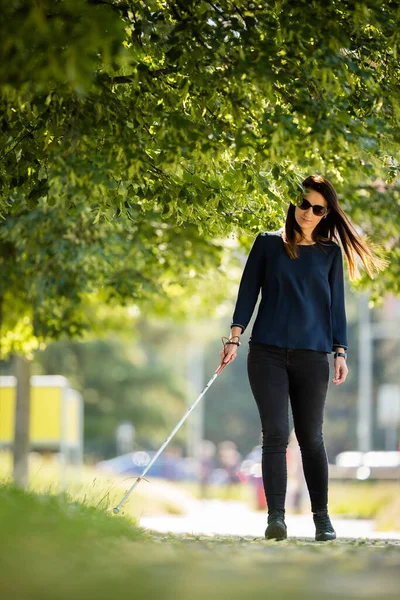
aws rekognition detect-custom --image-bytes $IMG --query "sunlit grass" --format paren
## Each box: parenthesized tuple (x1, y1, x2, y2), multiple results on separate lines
(329, 480, 400, 521)
(0, 451, 192, 519)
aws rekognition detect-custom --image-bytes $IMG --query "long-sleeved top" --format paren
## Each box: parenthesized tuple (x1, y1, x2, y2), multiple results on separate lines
(231, 230, 348, 353)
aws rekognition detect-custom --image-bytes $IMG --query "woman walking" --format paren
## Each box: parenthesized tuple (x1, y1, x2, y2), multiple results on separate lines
(216, 175, 387, 541)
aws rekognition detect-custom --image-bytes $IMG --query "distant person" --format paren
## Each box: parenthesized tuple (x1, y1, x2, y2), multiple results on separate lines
(199, 440, 216, 499)
(216, 174, 387, 541)
(217, 440, 242, 500)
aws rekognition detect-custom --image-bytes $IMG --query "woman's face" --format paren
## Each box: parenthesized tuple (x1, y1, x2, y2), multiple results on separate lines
(294, 189, 329, 234)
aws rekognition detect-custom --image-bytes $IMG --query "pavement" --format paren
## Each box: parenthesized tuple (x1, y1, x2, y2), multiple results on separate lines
(139, 498, 400, 540)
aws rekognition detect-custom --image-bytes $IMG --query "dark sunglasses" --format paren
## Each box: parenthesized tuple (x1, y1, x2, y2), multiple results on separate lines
(295, 195, 329, 217)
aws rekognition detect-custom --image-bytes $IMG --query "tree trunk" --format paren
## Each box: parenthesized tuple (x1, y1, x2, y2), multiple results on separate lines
(13, 354, 31, 488)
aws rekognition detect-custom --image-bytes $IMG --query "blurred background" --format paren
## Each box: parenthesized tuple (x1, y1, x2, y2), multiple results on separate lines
(1, 273, 399, 535)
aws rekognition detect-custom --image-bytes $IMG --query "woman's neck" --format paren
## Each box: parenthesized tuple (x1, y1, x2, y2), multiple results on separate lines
(296, 232, 315, 245)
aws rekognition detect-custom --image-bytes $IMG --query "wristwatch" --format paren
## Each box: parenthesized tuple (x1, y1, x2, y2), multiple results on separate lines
(334, 351, 347, 359)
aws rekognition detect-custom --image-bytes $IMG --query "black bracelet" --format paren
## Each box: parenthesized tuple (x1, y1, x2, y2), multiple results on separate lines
(222, 336, 241, 347)
(334, 351, 347, 359)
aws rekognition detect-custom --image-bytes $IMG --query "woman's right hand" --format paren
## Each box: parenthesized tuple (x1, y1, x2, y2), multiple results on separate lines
(215, 339, 239, 375)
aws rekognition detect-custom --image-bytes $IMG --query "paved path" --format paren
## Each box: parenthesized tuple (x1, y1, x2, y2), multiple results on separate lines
(140, 499, 400, 540)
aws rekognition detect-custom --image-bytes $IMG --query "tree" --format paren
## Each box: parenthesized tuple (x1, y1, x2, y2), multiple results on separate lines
(1, 1, 399, 270)
(0, 200, 230, 353)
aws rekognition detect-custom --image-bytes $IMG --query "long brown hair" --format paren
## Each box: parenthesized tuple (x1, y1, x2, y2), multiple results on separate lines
(281, 174, 389, 281)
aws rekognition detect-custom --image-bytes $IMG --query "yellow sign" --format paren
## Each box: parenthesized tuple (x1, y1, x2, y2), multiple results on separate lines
(0, 376, 82, 450)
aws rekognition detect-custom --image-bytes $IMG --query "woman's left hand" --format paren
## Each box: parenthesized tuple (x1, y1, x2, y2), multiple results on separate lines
(332, 357, 348, 385)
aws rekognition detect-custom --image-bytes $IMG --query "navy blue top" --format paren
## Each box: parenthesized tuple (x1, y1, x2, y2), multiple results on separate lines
(231, 230, 348, 353)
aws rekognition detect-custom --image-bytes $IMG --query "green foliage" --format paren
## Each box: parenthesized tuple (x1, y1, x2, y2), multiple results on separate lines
(1, 0, 400, 354)
(1, 0, 400, 222)
(0, 199, 228, 354)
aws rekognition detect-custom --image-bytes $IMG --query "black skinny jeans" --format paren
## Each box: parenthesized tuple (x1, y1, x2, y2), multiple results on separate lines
(247, 341, 330, 513)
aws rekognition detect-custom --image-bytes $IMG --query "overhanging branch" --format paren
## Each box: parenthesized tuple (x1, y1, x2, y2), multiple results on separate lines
(107, 68, 176, 84)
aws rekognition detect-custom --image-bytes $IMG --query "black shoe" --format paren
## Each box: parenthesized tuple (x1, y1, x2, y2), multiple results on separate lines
(265, 508, 287, 540)
(313, 509, 336, 541)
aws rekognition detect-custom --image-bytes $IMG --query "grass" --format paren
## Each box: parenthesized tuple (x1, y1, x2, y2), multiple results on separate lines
(375, 495, 400, 532)
(328, 480, 400, 523)
(0, 451, 193, 518)
(0, 483, 399, 600)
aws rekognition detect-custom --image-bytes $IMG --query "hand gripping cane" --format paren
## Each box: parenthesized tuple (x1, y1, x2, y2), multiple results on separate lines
(112, 344, 232, 514)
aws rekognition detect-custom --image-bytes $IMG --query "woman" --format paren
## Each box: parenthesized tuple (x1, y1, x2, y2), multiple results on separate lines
(216, 175, 388, 541)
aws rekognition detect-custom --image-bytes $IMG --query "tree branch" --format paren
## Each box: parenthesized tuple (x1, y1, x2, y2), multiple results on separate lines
(0, 131, 34, 163)
(107, 68, 176, 84)
(87, 0, 131, 16)
(272, 83, 298, 110)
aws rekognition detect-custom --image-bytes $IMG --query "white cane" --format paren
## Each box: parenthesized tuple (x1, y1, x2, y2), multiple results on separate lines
(113, 370, 223, 514)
